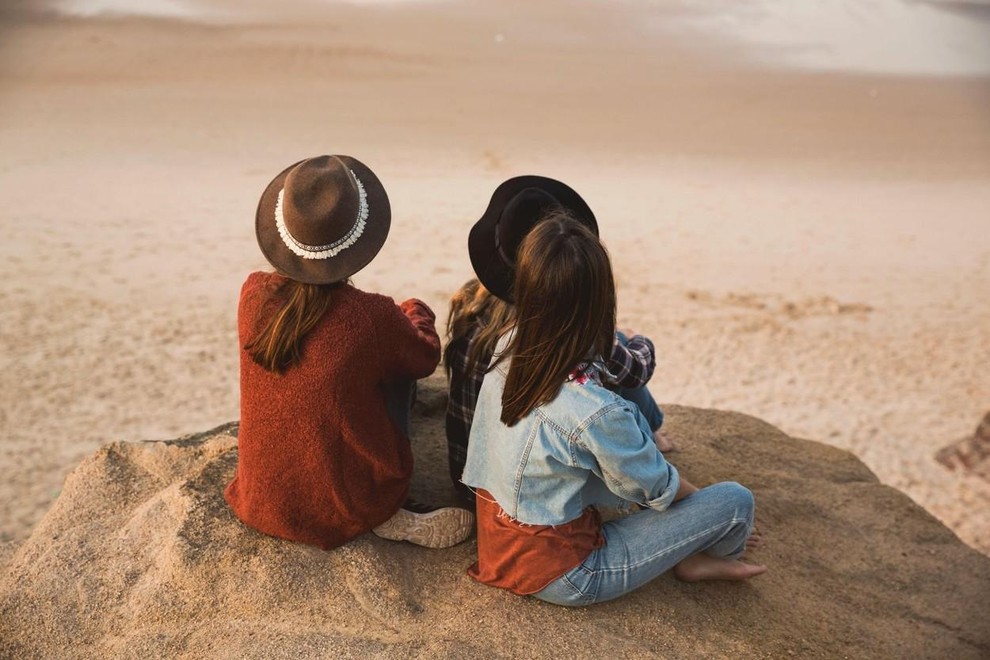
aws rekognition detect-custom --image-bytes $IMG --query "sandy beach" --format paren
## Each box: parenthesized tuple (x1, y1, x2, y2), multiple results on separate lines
(1, 0, 988, 569)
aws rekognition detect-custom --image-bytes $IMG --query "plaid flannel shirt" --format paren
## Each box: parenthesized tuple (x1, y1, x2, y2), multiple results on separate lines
(445, 328, 487, 501)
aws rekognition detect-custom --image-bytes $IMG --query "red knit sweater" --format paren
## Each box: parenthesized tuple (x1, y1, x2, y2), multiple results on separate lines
(225, 272, 441, 550)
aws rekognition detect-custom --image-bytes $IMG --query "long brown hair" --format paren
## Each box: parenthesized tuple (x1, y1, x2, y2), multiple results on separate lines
(244, 278, 341, 373)
(499, 212, 616, 426)
(444, 278, 515, 376)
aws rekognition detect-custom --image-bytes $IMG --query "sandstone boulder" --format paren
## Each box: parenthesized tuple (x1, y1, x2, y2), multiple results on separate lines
(2, 376, 988, 658)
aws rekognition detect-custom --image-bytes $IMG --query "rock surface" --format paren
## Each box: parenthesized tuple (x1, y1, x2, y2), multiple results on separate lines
(2, 376, 988, 659)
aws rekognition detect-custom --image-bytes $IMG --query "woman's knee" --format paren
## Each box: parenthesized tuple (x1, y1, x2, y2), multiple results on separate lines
(714, 481, 755, 519)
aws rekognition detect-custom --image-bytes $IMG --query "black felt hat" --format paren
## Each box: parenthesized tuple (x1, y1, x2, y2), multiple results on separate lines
(468, 176, 597, 302)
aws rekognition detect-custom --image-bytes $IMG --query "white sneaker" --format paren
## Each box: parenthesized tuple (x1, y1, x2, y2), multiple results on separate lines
(373, 500, 474, 549)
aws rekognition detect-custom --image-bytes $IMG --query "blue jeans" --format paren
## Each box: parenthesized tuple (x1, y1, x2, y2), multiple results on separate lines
(616, 382, 664, 432)
(613, 332, 664, 431)
(533, 482, 755, 606)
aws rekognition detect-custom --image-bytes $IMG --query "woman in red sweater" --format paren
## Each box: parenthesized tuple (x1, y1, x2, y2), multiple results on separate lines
(225, 155, 474, 550)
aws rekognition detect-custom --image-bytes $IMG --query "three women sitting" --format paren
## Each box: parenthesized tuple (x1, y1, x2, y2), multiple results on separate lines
(225, 156, 765, 605)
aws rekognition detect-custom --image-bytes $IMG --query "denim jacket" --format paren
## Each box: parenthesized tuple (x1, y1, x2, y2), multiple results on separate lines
(461, 349, 680, 526)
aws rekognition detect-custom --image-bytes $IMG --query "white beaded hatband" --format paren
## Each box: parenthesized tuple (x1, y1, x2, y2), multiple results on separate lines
(275, 169, 369, 260)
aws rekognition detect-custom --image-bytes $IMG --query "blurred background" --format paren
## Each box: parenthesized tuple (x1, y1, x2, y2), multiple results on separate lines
(1, 0, 988, 552)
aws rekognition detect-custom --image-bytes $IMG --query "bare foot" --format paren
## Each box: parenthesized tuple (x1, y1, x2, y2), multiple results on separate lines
(745, 525, 763, 552)
(673, 554, 767, 583)
(654, 429, 678, 452)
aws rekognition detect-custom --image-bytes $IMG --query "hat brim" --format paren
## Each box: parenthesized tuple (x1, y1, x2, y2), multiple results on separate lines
(468, 175, 597, 302)
(256, 155, 391, 285)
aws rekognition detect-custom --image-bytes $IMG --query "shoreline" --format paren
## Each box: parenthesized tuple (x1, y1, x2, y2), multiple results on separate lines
(3, 13, 988, 185)
(20, 0, 990, 77)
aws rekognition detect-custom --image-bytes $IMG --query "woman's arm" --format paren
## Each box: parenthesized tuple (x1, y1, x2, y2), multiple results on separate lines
(575, 403, 681, 512)
(375, 297, 442, 381)
(605, 331, 656, 389)
(673, 475, 699, 501)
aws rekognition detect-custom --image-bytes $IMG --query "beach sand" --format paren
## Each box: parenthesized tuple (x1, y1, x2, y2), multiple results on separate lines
(3, 381, 989, 657)
(1, 0, 988, 563)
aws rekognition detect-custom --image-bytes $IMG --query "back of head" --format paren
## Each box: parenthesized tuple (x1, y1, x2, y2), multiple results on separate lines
(445, 278, 514, 376)
(500, 212, 616, 426)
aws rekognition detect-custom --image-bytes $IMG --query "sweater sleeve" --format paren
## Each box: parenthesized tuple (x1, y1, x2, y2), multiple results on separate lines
(376, 297, 442, 382)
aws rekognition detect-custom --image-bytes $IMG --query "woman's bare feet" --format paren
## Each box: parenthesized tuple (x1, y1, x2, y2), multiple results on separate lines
(654, 429, 678, 452)
(673, 554, 767, 582)
(745, 525, 763, 552)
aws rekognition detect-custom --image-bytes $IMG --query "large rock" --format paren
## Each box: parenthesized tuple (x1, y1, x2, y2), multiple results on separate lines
(2, 375, 988, 659)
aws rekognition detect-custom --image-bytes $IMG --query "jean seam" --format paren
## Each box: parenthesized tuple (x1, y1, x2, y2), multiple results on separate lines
(559, 573, 584, 601)
(598, 516, 750, 573)
(586, 571, 601, 604)
(534, 408, 569, 436)
(555, 553, 599, 604)
(511, 424, 540, 518)
(563, 572, 598, 605)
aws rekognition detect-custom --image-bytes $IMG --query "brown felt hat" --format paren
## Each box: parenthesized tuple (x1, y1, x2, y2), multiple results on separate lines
(468, 176, 597, 302)
(255, 155, 391, 284)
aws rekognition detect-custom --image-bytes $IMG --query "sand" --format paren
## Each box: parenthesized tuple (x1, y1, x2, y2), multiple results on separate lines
(2, 376, 989, 658)
(0, 0, 988, 565)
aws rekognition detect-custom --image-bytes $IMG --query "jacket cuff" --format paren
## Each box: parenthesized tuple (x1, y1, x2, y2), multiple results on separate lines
(644, 464, 680, 512)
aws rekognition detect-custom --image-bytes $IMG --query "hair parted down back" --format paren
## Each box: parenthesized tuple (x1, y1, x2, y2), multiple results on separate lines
(244, 278, 343, 373)
(498, 211, 616, 426)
